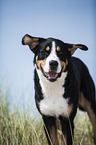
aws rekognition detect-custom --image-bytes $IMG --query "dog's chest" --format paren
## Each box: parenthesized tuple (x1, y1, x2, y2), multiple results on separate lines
(37, 70, 70, 117)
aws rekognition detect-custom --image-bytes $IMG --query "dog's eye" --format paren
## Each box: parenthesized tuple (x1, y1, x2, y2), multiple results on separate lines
(58, 51, 63, 55)
(42, 51, 48, 55)
(60, 52, 63, 54)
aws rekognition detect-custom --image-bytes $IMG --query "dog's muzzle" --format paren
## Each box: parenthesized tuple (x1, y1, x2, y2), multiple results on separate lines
(40, 60, 63, 82)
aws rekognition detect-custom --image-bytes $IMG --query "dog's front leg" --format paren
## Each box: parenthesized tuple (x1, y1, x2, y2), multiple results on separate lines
(42, 116, 59, 145)
(59, 116, 74, 145)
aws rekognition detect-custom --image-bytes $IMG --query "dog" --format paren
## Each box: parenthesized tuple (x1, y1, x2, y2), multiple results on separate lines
(22, 34, 96, 145)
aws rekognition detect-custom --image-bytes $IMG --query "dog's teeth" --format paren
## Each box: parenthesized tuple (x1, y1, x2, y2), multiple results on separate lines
(48, 71, 58, 79)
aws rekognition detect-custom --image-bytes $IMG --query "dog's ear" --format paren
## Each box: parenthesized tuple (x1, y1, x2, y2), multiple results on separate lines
(67, 43, 88, 55)
(22, 34, 45, 53)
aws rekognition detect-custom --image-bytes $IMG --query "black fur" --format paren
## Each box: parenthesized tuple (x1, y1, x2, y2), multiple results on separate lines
(22, 35, 96, 145)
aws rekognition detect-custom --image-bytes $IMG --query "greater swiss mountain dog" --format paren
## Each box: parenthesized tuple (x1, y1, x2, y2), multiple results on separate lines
(22, 34, 96, 145)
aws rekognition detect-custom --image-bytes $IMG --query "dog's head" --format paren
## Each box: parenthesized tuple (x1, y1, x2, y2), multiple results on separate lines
(22, 34, 88, 82)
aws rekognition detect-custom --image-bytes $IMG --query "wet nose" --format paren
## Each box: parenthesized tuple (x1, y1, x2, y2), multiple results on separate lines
(49, 60, 58, 70)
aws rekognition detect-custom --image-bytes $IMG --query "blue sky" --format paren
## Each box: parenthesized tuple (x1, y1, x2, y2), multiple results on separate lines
(0, 0, 96, 110)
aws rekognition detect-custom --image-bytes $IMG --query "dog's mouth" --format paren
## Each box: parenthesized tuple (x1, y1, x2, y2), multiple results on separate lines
(40, 64, 63, 82)
(45, 71, 58, 80)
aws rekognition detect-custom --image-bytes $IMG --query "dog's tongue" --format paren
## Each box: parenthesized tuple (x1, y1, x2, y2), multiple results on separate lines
(48, 71, 58, 79)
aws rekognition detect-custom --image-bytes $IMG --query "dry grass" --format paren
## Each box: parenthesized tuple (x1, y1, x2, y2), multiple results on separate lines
(74, 111, 94, 145)
(0, 84, 95, 145)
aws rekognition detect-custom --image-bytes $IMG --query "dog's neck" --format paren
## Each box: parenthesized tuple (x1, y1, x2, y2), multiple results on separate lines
(36, 66, 68, 93)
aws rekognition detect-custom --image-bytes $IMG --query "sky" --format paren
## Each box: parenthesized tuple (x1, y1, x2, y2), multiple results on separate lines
(0, 0, 96, 112)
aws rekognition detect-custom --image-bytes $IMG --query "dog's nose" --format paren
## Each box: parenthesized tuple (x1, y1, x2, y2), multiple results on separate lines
(49, 60, 58, 70)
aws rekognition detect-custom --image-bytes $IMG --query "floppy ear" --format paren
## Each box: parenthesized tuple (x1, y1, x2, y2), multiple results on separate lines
(67, 43, 88, 55)
(22, 34, 45, 53)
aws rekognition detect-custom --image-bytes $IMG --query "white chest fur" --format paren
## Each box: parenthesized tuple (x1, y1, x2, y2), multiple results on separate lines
(36, 68, 70, 117)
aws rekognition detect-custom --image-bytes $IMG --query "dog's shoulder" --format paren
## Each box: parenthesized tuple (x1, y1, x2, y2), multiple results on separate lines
(70, 57, 88, 70)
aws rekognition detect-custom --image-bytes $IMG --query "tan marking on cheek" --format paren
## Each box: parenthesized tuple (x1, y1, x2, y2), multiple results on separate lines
(57, 46, 60, 51)
(60, 59, 68, 72)
(46, 46, 50, 51)
(36, 56, 46, 70)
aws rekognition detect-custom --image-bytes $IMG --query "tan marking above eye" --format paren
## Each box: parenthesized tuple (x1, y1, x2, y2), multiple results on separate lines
(46, 46, 50, 51)
(57, 46, 61, 51)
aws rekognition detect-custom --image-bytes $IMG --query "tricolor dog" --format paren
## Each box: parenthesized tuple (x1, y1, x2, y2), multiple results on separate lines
(22, 34, 96, 145)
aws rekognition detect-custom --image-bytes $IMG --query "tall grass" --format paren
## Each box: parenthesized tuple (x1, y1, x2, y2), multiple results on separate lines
(0, 84, 95, 145)
(0, 84, 47, 145)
